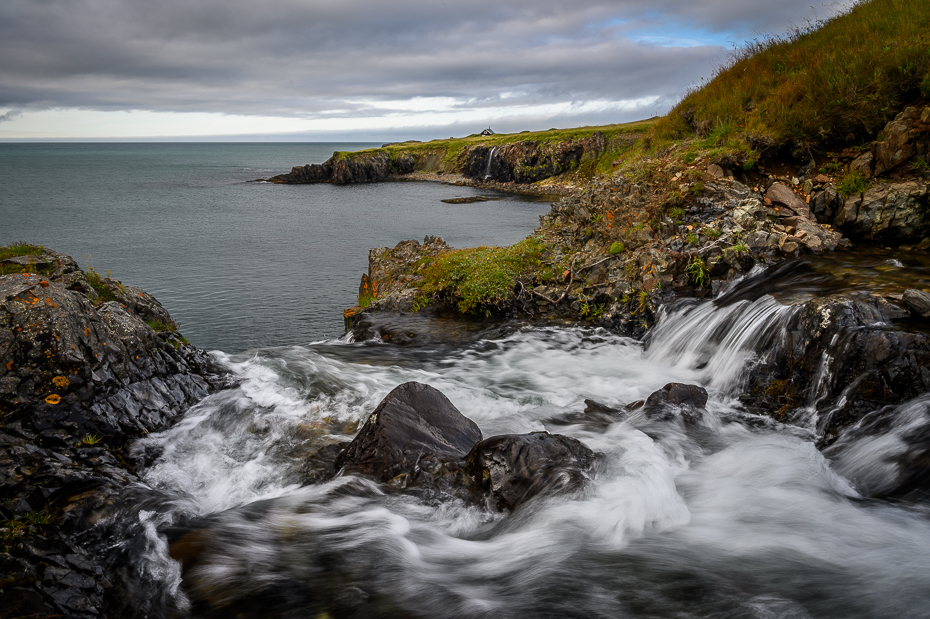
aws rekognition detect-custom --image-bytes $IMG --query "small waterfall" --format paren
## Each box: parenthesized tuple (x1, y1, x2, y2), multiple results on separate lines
(645, 295, 797, 393)
(484, 146, 496, 180)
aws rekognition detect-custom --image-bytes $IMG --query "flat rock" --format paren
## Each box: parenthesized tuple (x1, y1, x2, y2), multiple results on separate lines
(334, 382, 482, 483)
(766, 182, 810, 218)
(464, 431, 597, 511)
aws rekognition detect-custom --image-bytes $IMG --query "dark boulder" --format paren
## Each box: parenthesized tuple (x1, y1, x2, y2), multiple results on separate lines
(334, 382, 482, 485)
(464, 432, 598, 511)
(643, 383, 708, 424)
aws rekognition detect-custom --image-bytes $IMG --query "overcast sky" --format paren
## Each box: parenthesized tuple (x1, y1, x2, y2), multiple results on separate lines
(0, 0, 851, 141)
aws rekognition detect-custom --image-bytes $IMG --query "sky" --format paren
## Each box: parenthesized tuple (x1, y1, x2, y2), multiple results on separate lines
(0, 0, 853, 141)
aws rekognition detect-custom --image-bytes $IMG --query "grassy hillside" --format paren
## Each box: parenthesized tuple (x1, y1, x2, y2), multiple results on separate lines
(333, 120, 655, 181)
(656, 0, 930, 154)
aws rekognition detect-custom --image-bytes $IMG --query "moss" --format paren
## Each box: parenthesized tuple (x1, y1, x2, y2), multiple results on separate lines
(417, 237, 554, 313)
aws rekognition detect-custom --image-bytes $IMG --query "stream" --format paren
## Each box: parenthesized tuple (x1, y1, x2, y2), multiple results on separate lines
(103, 250, 930, 618)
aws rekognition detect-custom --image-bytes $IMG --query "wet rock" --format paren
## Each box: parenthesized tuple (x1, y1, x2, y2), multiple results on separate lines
(334, 382, 482, 484)
(835, 181, 930, 243)
(903, 289, 930, 318)
(0, 250, 221, 618)
(747, 294, 930, 445)
(643, 383, 708, 424)
(464, 431, 598, 511)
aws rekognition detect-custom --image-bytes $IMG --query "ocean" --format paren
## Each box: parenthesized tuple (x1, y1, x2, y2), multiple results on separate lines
(0, 142, 553, 351)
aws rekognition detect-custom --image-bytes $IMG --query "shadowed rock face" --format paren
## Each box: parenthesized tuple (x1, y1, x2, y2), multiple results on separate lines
(334, 382, 482, 484)
(464, 432, 598, 511)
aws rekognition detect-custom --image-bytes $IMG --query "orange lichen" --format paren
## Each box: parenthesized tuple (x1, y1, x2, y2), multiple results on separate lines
(52, 376, 70, 388)
(44, 394, 61, 405)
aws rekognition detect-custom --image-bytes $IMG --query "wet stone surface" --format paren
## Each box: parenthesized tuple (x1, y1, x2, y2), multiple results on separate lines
(0, 250, 223, 618)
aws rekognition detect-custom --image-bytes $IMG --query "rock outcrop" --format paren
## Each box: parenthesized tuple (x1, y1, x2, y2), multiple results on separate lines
(834, 180, 930, 243)
(0, 249, 220, 618)
(266, 131, 628, 187)
(744, 293, 930, 445)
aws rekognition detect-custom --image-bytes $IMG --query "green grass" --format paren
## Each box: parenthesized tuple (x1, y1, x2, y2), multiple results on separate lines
(836, 169, 870, 196)
(85, 267, 118, 303)
(146, 320, 175, 332)
(417, 237, 554, 313)
(0, 242, 50, 276)
(655, 0, 930, 152)
(687, 256, 710, 287)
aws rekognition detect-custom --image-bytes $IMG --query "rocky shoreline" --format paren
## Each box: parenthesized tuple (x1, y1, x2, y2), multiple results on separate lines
(0, 250, 225, 617)
(341, 106, 930, 501)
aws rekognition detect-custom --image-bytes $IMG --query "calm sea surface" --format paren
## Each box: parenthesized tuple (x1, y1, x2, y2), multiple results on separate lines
(0, 143, 552, 351)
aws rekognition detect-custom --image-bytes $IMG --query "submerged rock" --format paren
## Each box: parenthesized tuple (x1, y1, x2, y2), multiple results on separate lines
(334, 382, 482, 485)
(464, 431, 598, 511)
(643, 382, 708, 424)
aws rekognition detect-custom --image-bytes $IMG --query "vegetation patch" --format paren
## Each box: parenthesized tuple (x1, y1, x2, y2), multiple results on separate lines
(417, 237, 555, 313)
(85, 267, 119, 303)
(0, 242, 51, 276)
(146, 320, 176, 333)
(655, 0, 930, 152)
(687, 256, 710, 287)
(836, 169, 870, 197)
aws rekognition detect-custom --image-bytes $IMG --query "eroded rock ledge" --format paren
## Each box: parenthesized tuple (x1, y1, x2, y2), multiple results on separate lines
(0, 249, 223, 618)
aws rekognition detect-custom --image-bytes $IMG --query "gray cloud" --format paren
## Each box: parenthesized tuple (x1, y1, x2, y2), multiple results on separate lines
(0, 109, 22, 123)
(0, 0, 847, 135)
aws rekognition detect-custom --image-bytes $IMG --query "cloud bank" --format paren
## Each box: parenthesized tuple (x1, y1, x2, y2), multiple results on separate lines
(0, 0, 850, 138)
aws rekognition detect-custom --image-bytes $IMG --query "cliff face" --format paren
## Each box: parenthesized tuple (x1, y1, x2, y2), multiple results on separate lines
(267, 130, 628, 186)
(0, 249, 221, 618)
(461, 131, 611, 182)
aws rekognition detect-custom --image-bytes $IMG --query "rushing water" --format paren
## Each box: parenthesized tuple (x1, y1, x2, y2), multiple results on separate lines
(113, 262, 930, 618)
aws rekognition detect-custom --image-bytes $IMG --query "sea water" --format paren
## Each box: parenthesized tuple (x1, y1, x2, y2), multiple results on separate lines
(0, 142, 552, 351)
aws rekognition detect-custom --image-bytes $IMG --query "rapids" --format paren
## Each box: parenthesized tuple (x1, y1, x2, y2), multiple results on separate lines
(108, 253, 930, 618)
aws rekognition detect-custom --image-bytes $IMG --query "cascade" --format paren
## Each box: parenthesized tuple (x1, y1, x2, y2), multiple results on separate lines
(484, 146, 497, 180)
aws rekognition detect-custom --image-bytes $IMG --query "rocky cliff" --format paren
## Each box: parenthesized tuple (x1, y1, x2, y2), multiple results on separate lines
(0, 248, 222, 618)
(267, 127, 639, 187)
